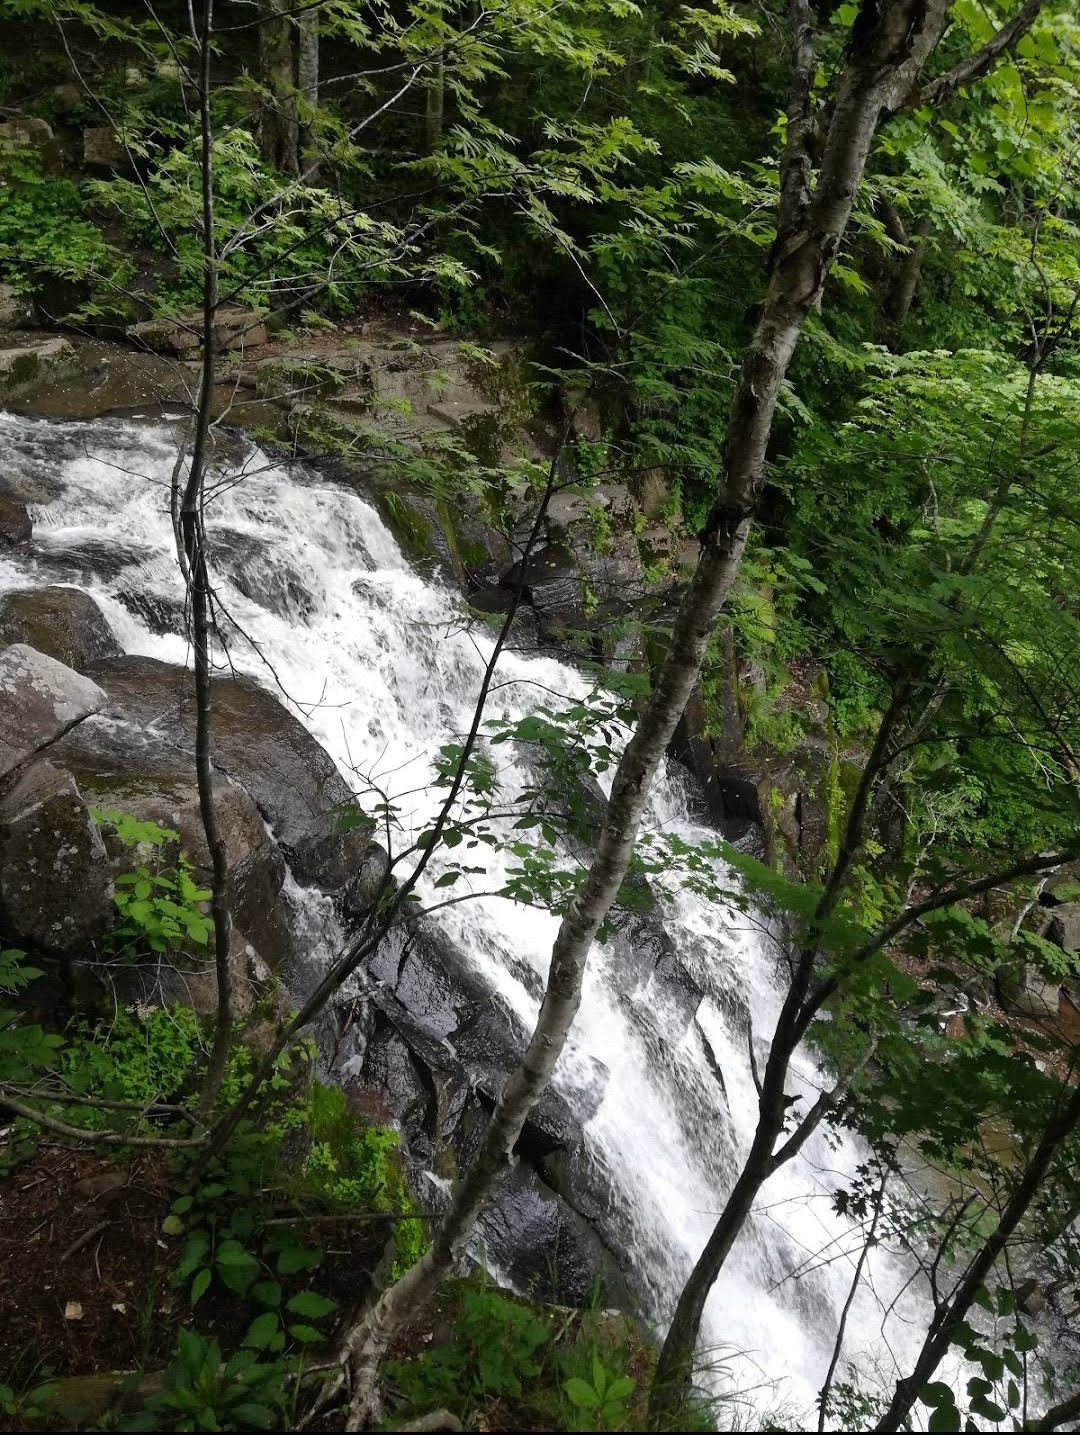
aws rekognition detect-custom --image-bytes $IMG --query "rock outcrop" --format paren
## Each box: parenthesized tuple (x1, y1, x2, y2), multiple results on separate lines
(126, 307, 268, 357)
(0, 586, 122, 670)
(0, 643, 107, 778)
(84, 654, 384, 912)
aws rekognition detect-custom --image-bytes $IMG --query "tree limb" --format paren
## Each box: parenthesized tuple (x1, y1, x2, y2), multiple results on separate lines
(910, 0, 1045, 111)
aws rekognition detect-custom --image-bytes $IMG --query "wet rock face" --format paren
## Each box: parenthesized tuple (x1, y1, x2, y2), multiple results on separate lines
(0, 643, 107, 779)
(0, 587, 121, 671)
(84, 654, 383, 911)
(0, 497, 32, 549)
(477, 1163, 633, 1310)
(0, 759, 113, 956)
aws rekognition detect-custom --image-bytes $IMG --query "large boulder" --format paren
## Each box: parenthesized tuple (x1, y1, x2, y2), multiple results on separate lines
(126, 307, 268, 357)
(82, 126, 132, 172)
(1046, 903, 1080, 952)
(0, 337, 77, 395)
(0, 760, 113, 956)
(0, 644, 107, 779)
(0, 588, 121, 672)
(997, 963, 1061, 1019)
(0, 284, 34, 331)
(83, 655, 382, 910)
(365, 924, 586, 1158)
(477, 1163, 633, 1310)
(53, 712, 288, 972)
(0, 116, 61, 172)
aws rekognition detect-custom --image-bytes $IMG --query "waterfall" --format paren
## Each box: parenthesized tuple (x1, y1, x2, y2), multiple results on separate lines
(0, 409, 932, 1424)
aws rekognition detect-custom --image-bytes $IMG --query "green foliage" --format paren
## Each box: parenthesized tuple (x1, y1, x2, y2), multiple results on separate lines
(386, 1284, 551, 1413)
(0, 947, 63, 1085)
(59, 1005, 202, 1119)
(122, 1327, 292, 1432)
(92, 810, 212, 958)
(0, 144, 117, 293)
(563, 1351, 635, 1430)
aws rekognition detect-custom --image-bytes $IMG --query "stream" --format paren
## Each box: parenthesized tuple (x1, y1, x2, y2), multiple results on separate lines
(0, 407, 936, 1424)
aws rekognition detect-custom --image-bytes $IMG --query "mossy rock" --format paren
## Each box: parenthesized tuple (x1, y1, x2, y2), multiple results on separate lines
(378, 489, 437, 563)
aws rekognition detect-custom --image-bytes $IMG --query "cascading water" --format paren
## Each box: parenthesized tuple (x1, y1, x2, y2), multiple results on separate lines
(0, 408, 933, 1423)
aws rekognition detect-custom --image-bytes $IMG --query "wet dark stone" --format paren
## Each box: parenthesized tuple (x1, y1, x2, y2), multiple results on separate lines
(0, 586, 121, 672)
(478, 1164, 634, 1311)
(83, 654, 384, 912)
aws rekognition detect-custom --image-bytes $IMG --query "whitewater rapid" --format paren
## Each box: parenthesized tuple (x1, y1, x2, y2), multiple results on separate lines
(0, 410, 932, 1424)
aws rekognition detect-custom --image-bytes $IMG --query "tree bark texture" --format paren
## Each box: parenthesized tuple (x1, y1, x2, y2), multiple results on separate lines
(258, 0, 300, 175)
(297, 7, 319, 178)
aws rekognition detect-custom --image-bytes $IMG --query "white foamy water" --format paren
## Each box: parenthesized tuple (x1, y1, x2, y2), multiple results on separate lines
(0, 410, 936, 1423)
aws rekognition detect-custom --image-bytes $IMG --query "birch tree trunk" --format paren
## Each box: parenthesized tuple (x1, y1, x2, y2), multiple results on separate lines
(257, 0, 299, 175)
(297, 7, 319, 179)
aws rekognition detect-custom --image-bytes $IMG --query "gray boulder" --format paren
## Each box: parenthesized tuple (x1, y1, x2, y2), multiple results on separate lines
(997, 963, 1061, 1019)
(1047, 903, 1080, 952)
(0, 337, 77, 395)
(0, 760, 113, 956)
(0, 117, 61, 171)
(0, 643, 107, 779)
(53, 713, 290, 972)
(0, 587, 121, 672)
(82, 126, 132, 172)
(0, 284, 34, 330)
(126, 307, 268, 357)
(477, 1163, 633, 1310)
(84, 654, 383, 911)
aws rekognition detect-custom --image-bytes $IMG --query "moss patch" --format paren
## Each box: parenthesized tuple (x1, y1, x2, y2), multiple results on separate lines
(378, 489, 435, 563)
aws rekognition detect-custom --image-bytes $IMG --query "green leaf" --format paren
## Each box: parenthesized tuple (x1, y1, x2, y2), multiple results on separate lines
(229, 1405, 275, 1430)
(252, 1281, 282, 1308)
(216, 1243, 259, 1270)
(927, 1402, 961, 1432)
(161, 1214, 184, 1237)
(286, 1290, 337, 1318)
(190, 1268, 211, 1306)
(564, 1377, 599, 1409)
(242, 1311, 280, 1350)
(287, 1323, 323, 1343)
(921, 1383, 956, 1408)
(276, 1245, 321, 1275)
(969, 1396, 1006, 1422)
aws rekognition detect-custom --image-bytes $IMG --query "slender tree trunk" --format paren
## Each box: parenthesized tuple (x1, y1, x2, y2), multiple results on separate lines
(872, 1080, 1080, 1432)
(336, 0, 942, 1420)
(647, 0, 1052, 1418)
(324, 1, 1050, 1423)
(424, 53, 445, 149)
(258, 0, 299, 174)
(186, 0, 233, 1116)
(297, 6, 319, 179)
(885, 212, 930, 339)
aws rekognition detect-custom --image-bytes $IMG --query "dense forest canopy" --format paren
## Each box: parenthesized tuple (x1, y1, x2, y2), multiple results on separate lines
(0, 0, 1078, 1431)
